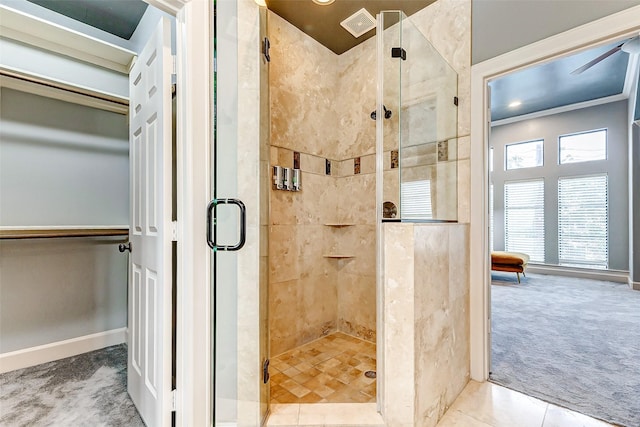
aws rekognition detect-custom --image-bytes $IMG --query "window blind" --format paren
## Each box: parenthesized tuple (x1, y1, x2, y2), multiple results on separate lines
(401, 180, 432, 220)
(504, 179, 545, 262)
(558, 175, 608, 269)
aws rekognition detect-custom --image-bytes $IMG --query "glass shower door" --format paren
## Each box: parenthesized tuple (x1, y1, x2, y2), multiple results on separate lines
(212, 1, 270, 426)
(378, 10, 458, 223)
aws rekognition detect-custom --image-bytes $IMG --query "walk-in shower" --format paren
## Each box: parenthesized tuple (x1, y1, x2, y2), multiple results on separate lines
(211, 0, 471, 424)
(267, 7, 458, 407)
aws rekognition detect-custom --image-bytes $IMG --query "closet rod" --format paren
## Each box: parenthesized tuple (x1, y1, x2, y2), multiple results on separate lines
(0, 228, 129, 240)
(0, 69, 129, 115)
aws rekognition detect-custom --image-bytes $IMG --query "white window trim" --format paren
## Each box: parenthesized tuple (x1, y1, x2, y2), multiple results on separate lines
(558, 128, 608, 165)
(504, 138, 544, 170)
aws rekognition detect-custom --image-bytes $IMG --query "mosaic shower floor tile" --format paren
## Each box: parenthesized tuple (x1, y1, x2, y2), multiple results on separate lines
(270, 332, 376, 404)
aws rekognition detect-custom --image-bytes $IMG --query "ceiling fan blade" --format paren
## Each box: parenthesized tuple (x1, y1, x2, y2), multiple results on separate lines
(571, 44, 623, 75)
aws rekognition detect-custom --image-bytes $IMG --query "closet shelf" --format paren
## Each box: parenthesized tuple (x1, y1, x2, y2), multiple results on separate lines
(0, 227, 129, 239)
(323, 254, 355, 259)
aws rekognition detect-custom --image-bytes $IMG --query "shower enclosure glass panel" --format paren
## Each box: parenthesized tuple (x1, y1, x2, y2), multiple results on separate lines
(379, 11, 458, 222)
(212, 2, 270, 426)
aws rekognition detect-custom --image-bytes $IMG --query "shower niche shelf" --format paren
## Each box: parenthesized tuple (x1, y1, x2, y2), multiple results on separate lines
(323, 223, 355, 227)
(323, 254, 355, 259)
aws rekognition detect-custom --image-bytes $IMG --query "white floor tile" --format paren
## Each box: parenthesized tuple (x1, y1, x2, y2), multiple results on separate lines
(542, 404, 613, 427)
(267, 403, 300, 426)
(297, 403, 384, 425)
(447, 381, 547, 427)
(267, 382, 614, 427)
(437, 409, 494, 427)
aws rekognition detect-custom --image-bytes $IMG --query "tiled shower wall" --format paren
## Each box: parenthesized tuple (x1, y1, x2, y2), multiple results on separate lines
(268, 11, 378, 356)
(268, 0, 471, 357)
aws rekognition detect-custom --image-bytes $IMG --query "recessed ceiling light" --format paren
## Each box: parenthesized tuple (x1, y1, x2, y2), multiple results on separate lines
(312, 0, 336, 5)
(508, 101, 522, 108)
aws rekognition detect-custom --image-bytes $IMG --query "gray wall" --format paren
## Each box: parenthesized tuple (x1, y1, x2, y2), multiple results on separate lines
(471, 0, 640, 64)
(0, 239, 127, 353)
(490, 100, 629, 270)
(0, 90, 129, 354)
(0, 88, 129, 226)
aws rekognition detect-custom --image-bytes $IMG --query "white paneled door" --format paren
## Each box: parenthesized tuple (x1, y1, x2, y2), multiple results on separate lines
(128, 17, 172, 427)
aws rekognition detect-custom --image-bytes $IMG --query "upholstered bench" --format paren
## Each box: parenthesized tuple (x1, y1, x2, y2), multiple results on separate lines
(491, 251, 530, 283)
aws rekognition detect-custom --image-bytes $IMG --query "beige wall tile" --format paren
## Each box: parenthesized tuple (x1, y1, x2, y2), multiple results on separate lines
(299, 273, 338, 344)
(270, 225, 299, 283)
(337, 38, 377, 160)
(360, 154, 376, 175)
(457, 136, 471, 160)
(449, 225, 470, 301)
(299, 152, 326, 175)
(337, 273, 376, 342)
(340, 174, 376, 225)
(270, 279, 301, 356)
(413, 224, 470, 427)
(298, 225, 331, 278)
(339, 225, 376, 277)
(270, 187, 299, 225)
(298, 173, 337, 225)
(457, 158, 470, 224)
(268, 12, 340, 160)
(382, 223, 416, 426)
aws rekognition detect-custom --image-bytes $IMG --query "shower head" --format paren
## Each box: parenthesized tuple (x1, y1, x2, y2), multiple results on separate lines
(370, 105, 393, 120)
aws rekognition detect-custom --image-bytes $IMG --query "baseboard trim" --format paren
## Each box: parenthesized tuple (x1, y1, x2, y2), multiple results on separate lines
(526, 265, 629, 283)
(0, 327, 126, 374)
(628, 277, 640, 291)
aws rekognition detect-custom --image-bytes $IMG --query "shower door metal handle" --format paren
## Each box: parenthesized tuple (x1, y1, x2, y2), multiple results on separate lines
(206, 198, 246, 251)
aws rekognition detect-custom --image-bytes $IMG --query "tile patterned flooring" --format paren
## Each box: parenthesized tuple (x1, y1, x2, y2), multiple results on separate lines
(270, 332, 376, 404)
(267, 381, 614, 426)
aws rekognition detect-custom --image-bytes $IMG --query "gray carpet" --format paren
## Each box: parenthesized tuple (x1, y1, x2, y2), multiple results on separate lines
(0, 344, 145, 427)
(490, 272, 640, 427)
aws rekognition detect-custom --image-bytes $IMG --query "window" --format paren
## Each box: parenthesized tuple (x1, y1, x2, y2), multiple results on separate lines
(558, 175, 608, 269)
(504, 179, 545, 262)
(489, 147, 494, 172)
(505, 139, 543, 170)
(401, 180, 432, 219)
(559, 129, 607, 164)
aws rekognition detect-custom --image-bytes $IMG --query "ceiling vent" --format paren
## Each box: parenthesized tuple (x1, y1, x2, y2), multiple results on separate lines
(340, 8, 376, 38)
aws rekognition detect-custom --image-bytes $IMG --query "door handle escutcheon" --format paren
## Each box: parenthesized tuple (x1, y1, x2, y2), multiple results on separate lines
(207, 198, 246, 251)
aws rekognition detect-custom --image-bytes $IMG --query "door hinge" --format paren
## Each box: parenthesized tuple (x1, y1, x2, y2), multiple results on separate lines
(453, 96, 459, 106)
(171, 221, 178, 242)
(262, 37, 271, 62)
(263, 358, 270, 384)
(171, 389, 177, 412)
(391, 47, 407, 60)
(172, 55, 177, 76)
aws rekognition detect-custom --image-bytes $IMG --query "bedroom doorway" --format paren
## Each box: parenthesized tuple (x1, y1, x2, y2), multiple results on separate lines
(472, 6, 638, 427)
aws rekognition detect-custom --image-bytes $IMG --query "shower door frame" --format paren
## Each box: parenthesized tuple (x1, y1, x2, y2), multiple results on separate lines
(144, 0, 214, 425)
